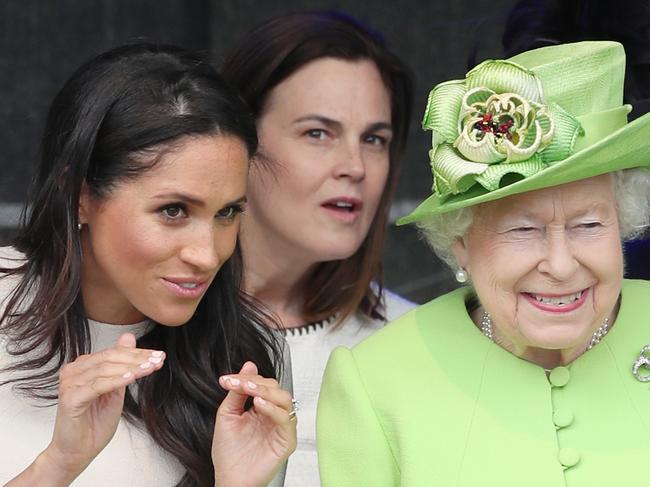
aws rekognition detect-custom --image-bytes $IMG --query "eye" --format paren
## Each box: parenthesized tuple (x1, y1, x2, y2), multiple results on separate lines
(216, 203, 245, 221)
(503, 225, 543, 239)
(363, 134, 389, 147)
(304, 129, 328, 140)
(571, 220, 604, 234)
(510, 226, 538, 233)
(160, 204, 187, 221)
(578, 221, 602, 229)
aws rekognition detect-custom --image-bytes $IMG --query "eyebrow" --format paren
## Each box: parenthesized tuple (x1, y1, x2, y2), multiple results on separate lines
(569, 203, 613, 218)
(502, 202, 613, 222)
(292, 114, 392, 132)
(152, 192, 247, 208)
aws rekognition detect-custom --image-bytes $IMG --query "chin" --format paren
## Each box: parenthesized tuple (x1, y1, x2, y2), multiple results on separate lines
(313, 238, 364, 261)
(318, 249, 359, 262)
(145, 306, 197, 327)
(523, 327, 587, 351)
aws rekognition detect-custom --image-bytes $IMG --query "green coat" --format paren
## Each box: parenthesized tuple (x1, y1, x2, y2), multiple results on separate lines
(317, 280, 650, 486)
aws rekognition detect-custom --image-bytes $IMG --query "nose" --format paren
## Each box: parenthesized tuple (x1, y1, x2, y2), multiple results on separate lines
(179, 225, 220, 272)
(537, 230, 579, 280)
(333, 141, 365, 181)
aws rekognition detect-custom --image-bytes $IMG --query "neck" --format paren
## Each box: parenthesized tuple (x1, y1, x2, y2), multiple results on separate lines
(240, 221, 317, 329)
(80, 235, 146, 325)
(472, 306, 617, 369)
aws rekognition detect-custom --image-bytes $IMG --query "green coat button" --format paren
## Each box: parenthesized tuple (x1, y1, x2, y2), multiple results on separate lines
(553, 409, 574, 428)
(549, 366, 570, 387)
(558, 448, 581, 467)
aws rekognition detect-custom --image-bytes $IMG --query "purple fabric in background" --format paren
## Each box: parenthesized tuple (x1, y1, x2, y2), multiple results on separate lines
(625, 238, 650, 280)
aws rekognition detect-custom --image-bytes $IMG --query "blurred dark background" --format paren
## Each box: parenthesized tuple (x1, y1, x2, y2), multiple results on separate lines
(1, 0, 648, 302)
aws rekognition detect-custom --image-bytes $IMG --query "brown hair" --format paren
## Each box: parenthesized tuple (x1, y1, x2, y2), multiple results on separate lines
(221, 11, 413, 325)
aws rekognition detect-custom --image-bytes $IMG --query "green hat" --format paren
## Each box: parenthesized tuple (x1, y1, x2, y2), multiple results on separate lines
(398, 41, 650, 224)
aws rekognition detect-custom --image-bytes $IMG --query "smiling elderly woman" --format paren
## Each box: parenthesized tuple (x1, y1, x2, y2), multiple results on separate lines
(317, 41, 650, 486)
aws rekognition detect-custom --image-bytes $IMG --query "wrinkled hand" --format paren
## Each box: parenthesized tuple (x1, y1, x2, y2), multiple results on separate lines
(212, 361, 297, 487)
(39, 333, 166, 483)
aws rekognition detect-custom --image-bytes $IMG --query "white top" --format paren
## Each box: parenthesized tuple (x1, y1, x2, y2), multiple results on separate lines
(0, 247, 184, 485)
(0, 325, 185, 486)
(0, 246, 289, 486)
(282, 290, 416, 487)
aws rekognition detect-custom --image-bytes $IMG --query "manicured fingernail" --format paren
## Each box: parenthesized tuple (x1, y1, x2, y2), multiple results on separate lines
(151, 351, 164, 357)
(226, 377, 240, 386)
(256, 397, 267, 405)
(140, 361, 152, 369)
(148, 356, 163, 364)
(122, 371, 133, 379)
(246, 380, 257, 389)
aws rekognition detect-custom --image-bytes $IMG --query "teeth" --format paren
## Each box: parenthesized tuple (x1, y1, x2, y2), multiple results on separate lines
(179, 283, 198, 289)
(531, 291, 582, 306)
(334, 201, 353, 209)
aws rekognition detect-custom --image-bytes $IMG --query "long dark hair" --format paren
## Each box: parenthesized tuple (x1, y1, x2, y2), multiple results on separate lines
(221, 11, 414, 326)
(0, 43, 282, 487)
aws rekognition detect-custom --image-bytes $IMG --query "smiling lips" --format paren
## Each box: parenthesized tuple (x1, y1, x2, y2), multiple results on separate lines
(523, 288, 589, 313)
(321, 197, 363, 222)
(161, 278, 209, 299)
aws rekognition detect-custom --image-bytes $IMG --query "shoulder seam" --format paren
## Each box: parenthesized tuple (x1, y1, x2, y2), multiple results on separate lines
(348, 348, 402, 476)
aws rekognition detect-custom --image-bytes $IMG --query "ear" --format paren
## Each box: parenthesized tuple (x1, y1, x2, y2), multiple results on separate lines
(451, 236, 469, 271)
(78, 182, 91, 225)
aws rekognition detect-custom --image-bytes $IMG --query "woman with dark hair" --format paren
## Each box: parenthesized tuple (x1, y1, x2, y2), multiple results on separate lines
(1, 43, 296, 487)
(221, 11, 415, 486)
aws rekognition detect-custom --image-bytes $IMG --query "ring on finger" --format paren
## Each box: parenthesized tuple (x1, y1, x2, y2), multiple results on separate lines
(288, 398, 300, 422)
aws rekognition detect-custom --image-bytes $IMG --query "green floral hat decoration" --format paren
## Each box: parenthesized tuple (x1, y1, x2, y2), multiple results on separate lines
(398, 41, 650, 224)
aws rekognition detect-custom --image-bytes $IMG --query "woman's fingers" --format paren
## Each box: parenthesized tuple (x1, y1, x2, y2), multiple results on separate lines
(219, 361, 281, 391)
(72, 348, 164, 374)
(220, 374, 280, 392)
(64, 375, 130, 408)
(70, 334, 163, 375)
(116, 332, 136, 348)
(58, 333, 166, 410)
(239, 360, 257, 375)
(61, 357, 166, 411)
(253, 395, 297, 430)
(218, 361, 293, 422)
(217, 379, 250, 416)
(219, 374, 292, 411)
(245, 380, 293, 411)
(68, 351, 165, 384)
(251, 394, 298, 456)
(66, 353, 164, 388)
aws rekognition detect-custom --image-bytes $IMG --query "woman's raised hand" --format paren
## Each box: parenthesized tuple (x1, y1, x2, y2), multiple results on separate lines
(7, 332, 166, 486)
(212, 361, 297, 487)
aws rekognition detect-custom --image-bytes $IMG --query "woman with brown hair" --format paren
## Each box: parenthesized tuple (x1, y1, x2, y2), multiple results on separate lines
(221, 11, 415, 486)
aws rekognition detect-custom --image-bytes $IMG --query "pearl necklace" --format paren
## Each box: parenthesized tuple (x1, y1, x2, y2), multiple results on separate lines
(480, 312, 610, 350)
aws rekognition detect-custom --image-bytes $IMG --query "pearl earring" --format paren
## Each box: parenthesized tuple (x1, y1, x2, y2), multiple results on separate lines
(455, 268, 468, 283)
(77, 223, 82, 231)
